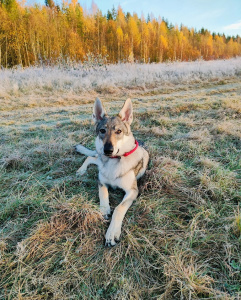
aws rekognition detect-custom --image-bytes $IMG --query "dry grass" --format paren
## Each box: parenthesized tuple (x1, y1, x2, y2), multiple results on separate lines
(0, 65, 241, 299)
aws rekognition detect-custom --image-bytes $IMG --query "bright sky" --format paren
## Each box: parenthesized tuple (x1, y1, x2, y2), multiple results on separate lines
(31, 0, 241, 37)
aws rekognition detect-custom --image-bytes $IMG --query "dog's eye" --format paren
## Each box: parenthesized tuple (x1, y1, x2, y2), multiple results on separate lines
(99, 129, 106, 134)
(116, 129, 122, 134)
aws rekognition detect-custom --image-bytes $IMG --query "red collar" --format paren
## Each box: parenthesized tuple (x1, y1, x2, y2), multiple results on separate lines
(111, 140, 139, 159)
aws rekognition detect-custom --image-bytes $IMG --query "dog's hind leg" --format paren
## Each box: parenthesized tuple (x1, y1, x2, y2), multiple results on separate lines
(76, 156, 99, 176)
(136, 149, 149, 180)
(105, 181, 138, 247)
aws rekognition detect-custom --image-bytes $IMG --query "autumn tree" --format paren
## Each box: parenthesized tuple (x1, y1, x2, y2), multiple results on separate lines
(158, 20, 168, 62)
(0, 2, 241, 67)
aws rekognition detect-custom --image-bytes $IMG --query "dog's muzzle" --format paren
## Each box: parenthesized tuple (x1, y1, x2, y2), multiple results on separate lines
(104, 143, 114, 156)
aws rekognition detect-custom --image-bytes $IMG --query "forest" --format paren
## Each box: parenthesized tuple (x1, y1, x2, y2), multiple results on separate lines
(0, 0, 241, 67)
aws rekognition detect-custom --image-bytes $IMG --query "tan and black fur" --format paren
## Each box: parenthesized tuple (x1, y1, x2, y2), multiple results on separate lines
(75, 98, 149, 246)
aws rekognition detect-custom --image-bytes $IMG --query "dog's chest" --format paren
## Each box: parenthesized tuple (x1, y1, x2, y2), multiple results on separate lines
(100, 158, 125, 179)
(98, 157, 133, 187)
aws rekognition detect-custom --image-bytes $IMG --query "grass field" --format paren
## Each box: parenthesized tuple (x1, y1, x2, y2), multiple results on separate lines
(0, 59, 241, 299)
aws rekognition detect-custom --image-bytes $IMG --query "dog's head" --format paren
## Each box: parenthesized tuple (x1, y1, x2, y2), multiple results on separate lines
(93, 98, 135, 157)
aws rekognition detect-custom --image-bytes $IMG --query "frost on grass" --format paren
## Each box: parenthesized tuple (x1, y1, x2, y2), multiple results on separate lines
(174, 128, 211, 142)
(1, 59, 241, 299)
(213, 120, 241, 138)
(0, 58, 241, 100)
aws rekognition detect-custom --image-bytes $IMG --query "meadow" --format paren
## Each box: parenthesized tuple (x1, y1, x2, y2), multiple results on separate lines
(0, 58, 241, 299)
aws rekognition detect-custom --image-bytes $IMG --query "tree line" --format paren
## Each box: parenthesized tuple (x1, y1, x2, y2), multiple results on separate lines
(0, 0, 240, 67)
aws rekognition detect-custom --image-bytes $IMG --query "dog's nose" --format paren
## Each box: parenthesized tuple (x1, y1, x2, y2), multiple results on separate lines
(104, 143, 114, 156)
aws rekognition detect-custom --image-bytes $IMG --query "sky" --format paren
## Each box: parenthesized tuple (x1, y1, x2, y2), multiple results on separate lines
(30, 0, 241, 37)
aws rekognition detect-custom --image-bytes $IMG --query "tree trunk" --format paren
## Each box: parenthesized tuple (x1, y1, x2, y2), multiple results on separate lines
(5, 36, 7, 68)
(0, 42, 1, 67)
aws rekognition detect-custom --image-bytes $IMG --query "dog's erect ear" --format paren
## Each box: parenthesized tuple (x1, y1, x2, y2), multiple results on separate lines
(93, 98, 106, 123)
(119, 98, 133, 125)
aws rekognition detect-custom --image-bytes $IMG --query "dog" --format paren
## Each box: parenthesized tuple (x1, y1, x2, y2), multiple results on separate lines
(75, 98, 149, 246)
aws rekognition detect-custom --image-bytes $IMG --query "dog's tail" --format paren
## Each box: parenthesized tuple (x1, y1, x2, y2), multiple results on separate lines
(75, 144, 97, 157)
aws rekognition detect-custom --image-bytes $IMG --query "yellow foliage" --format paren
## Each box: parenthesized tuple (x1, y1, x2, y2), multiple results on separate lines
(160, 35, 168, 49)
(116, 26, 123, 43)
(0, 3, 240, 66)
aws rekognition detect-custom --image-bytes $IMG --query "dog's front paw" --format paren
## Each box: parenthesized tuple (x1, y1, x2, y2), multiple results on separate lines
(75, 145, 81, 153)
(103, 213, 111, 221)
(105, 222, 121, 247)
(76, 167, 86, 176)
(100, 206, 111, 220)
